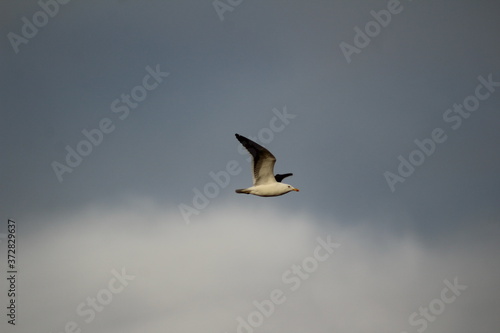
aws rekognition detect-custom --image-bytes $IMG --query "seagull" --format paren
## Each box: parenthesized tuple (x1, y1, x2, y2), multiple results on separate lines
(235, 134, 299, 197)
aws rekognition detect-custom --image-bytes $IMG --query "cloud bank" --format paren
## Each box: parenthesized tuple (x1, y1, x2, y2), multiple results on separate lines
(2, 199, 498, 333)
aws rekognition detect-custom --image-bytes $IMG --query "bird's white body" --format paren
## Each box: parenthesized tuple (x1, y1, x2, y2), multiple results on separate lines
(236, 183, 298, 197)
(234, 134, 299, 197)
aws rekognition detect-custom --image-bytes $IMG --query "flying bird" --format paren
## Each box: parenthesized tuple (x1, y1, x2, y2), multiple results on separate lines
(235, 134, 299, 197)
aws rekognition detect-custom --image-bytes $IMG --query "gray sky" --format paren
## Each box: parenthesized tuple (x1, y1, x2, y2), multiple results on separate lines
(1, 1, 499, 332)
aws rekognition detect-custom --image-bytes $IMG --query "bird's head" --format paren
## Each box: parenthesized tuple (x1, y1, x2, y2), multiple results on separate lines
(282, 183, 300, 193)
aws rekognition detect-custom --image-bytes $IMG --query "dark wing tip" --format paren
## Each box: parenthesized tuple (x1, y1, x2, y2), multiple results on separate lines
(235, 134, 252, 148)
(235, 134, 276, 163)
(275, 173, 293, 182)
(235, 134, 257, 157)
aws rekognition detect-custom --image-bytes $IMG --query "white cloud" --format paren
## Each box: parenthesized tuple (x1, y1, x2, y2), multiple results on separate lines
(2, 199, 499, 333)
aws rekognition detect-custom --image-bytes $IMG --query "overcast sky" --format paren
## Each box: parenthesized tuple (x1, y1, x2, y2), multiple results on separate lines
(1, 1, 499, 332)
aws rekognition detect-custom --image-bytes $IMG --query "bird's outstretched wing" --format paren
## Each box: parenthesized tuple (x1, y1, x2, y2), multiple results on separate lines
(235, 134, 277, 185)
(275, 173, 293, 182)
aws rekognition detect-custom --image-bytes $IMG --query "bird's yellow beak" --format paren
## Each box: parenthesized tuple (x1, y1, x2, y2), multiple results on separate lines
(293, 188, 300, 192)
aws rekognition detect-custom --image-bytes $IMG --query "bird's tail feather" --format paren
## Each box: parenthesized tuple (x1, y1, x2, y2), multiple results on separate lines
(235, 189, 250, 194)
